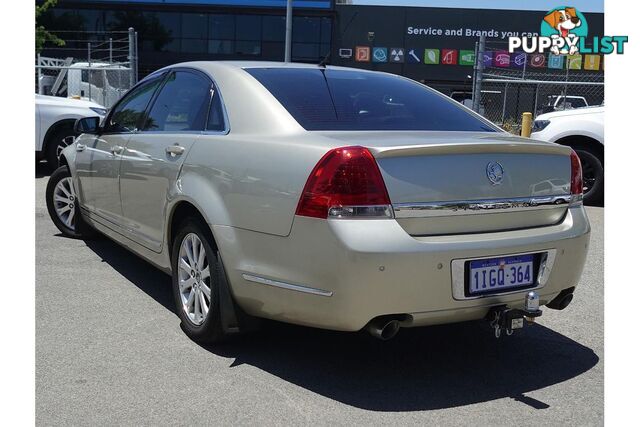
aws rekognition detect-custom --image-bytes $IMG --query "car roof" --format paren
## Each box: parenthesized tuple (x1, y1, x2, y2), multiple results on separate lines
(153, 60, 377, 76)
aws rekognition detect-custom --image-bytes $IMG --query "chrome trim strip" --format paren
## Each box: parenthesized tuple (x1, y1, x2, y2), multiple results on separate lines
(450, 249, 557, 300)
(394, 195, 573, 219)
(242, 274, 333, 297)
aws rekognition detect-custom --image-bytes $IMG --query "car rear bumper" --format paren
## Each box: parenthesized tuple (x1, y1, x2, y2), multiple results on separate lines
(215, 206, 590, 331)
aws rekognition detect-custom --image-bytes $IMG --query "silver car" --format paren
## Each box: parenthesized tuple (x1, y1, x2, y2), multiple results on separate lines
(46, 62, 590, 343)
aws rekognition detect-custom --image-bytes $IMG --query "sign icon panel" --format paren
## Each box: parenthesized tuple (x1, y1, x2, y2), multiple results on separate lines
(407, 48, 422, 63)
(547, 54, 564, 69)
(338, 48, 352, 59)
(568, 54, 582, 70)
(494, 51, 511, 67)
(424, 49, 439, 64)
(511, 52, 527, 69)
(355, 46, 370, 62)
(459, 50, 475, 66)
(372, 47, 388, 63)
(530, 53, 546, 68)
(482, 52, 493, 67)
(583, 54, 601, 70)
(390, 48, 405, 63)
(441, 49, 458, 65)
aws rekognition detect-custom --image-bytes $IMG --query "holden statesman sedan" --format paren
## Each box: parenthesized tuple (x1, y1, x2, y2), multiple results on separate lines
(46, 62, 590, 342)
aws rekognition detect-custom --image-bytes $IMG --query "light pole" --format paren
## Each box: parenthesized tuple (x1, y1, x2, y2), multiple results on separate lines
(284, 0, 293, 62)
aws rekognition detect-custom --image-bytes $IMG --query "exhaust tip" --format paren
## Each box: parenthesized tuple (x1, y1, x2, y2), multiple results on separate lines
(547, 288, 575, 311)
(366, 317, 403, 340)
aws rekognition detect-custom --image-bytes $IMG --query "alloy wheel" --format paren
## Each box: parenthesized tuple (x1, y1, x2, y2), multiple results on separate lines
(56, 135, 76, 161)
(53, 177, 77, 231)
(178, 233, 211, 326)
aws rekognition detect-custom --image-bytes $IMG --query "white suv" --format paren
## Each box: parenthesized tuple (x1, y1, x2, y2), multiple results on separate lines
(36, 94, 107, 168)
(532, 106, 604, 204)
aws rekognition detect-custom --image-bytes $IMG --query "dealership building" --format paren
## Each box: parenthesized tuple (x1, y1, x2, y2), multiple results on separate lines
(40, 0, 604, 95)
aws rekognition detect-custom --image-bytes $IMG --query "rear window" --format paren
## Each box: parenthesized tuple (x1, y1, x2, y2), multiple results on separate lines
(245, 68, 497, 132)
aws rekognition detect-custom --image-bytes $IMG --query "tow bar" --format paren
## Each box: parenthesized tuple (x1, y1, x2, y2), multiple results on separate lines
(487, 291, 542, 338)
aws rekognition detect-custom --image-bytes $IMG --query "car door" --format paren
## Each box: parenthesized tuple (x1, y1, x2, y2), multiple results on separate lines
(76, 74, 164, 227)
(119, 70, 216, 252)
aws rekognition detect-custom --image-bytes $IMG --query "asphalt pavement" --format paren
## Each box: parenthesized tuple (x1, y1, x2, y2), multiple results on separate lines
(36, 166, 603, 426)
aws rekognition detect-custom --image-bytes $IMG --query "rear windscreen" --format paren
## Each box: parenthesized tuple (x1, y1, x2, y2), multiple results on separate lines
(245, 68, 498, 132)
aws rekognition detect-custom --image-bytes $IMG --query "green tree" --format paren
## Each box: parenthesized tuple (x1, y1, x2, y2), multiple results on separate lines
(36, 0, 65, 53)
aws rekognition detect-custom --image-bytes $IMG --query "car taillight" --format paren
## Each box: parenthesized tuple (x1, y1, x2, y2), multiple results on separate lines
(570, 149, 583, 205)
(295, 146, 393, 219)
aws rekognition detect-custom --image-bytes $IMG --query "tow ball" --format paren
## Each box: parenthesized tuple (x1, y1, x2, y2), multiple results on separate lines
(487, 291, 542, 338)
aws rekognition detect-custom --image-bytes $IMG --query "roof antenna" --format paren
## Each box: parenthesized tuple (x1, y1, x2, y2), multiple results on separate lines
(319, 11, 358, 68)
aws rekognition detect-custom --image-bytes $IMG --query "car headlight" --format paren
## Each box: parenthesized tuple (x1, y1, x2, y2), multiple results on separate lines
(90, 107, 108, 116)
(532, 119, 550, 133)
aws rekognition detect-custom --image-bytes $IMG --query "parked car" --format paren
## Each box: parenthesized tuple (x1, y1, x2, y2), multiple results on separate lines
(537, 95, 589, 115)
(46, 62, 590, 343)
(36, 94, 107, 168)
(66, 62, 130, 107)
(532, 106, 604, 205)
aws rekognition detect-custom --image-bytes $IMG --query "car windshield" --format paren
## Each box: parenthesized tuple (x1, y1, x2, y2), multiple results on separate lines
(245, 68, 498, 132)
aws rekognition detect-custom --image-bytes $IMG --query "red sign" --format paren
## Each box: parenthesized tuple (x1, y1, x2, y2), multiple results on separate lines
(441, 49, 458, 65)
(494, 51, 511, 67)
(355, 46, 370, 62)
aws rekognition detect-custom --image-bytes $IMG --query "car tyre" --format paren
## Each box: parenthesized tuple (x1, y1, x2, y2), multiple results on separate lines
(171, 218, 225, 344)
(575, 148, 604, 206)
(46, 126, 78, 170)
(46, 166, 96, 239)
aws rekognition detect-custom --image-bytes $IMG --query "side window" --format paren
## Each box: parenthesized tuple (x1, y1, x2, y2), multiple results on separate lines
(142, 71, 212, 132)
(107, 75, 163, 133)
(206, 90, 226, 132)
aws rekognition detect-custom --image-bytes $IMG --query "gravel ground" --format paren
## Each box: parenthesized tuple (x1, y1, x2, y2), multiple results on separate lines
(36, 168, 603, 426)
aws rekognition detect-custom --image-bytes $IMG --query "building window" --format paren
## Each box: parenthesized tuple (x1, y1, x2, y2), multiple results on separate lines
(292, 43, 320, 60)
(181, 39, 207, 53)
(262, 15, 286, 42)
(209, 39, 233, 54)
(236, 15, 261, 41)
(209, 14, 235, 39)
(293, 16, 321, 43)
(181, 13, 208, 39)
(236, 40, 261, 56)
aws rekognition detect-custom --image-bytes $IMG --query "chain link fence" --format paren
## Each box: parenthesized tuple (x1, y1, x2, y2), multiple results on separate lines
(472, 39, 604, 133)
(36, 29, 138, 108)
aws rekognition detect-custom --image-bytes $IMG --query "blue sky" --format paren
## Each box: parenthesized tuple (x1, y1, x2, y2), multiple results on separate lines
(350, 0, 604, 13)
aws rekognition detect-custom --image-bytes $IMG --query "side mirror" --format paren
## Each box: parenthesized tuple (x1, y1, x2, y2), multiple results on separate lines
(74, 116, 101, 134)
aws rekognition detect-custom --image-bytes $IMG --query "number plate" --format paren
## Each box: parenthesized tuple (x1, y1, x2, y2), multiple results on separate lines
(468, 254, 536, 295)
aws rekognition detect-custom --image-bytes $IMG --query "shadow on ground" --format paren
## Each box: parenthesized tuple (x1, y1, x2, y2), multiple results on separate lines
(82, 234, 598, 412)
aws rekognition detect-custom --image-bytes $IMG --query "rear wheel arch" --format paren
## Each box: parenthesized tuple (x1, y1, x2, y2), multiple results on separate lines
(168, 201, 218, 259)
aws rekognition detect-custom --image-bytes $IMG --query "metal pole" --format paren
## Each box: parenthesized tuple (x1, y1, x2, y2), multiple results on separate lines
(88, 42, 92, 101)
(128, 27, 135, 87)
(37, 54, 43, 95)
(109, 38, 113, 64)
(501, 82, 509, 125)
(472, 35, 485, 113)
(284, 0, 293, 62)
(534, 83, 540, 118)
(134, 31, 139, 84)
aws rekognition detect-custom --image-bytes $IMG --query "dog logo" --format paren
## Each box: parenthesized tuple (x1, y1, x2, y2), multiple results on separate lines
(486, 162, 505, 186)
(541, 6, 589, 55)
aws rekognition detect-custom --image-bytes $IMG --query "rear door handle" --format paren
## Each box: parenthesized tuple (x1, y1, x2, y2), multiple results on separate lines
(110, 145, 124, 155)
(166, 145, 185, 157)
(76, 143, 86, 152)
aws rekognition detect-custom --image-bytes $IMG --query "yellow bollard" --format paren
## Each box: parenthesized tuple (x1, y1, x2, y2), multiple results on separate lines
(521, 112, 533, 138)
